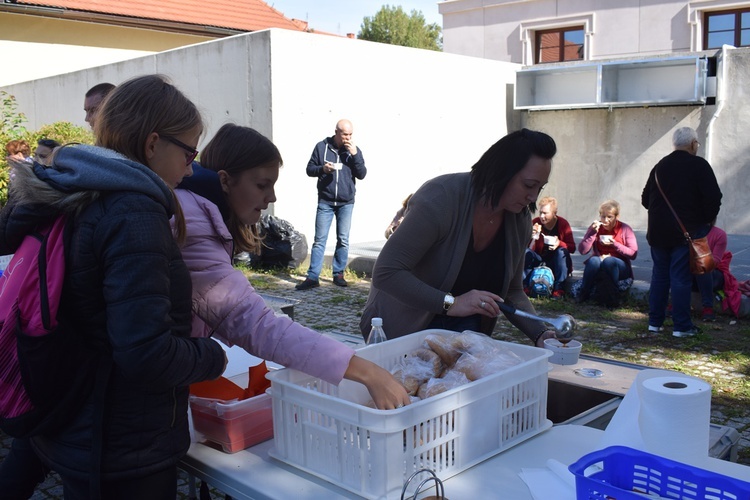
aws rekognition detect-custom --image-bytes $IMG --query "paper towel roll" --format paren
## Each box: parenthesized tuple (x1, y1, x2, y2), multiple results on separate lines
(600, 369, 712, 463)
(639, 375, 711, 460)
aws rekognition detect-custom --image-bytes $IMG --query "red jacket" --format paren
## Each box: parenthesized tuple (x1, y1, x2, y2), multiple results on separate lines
(529, 215, 576, 274)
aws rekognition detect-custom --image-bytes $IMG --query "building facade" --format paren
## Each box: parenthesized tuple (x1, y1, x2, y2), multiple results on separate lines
(441, 0, 750, 65)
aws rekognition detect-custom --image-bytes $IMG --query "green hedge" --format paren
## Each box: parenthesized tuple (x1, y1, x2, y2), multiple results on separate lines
(1, 91, 94, 206)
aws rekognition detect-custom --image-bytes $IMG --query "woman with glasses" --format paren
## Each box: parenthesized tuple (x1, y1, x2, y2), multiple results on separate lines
(0, 74, 227, 499)
(175, 124, 410, 410)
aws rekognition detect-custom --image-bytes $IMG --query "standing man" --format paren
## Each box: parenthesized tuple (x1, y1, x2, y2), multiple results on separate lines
(641, 127, 722, 337)
(296, 119, 367, 290)
(83, 82, 115, 130)
(524, 196, 576, 298)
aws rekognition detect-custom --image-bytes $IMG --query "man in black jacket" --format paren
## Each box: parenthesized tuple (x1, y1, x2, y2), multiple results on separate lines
(642, 127, 722, 337)
(296, 119, 367, 290)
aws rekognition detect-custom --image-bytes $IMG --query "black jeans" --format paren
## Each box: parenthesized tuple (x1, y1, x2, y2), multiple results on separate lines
(0, 437, 49, 500)
(61, 465, 177, 500)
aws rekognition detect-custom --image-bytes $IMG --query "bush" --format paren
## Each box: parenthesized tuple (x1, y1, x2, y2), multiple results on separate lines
(1, 92, 94, 206)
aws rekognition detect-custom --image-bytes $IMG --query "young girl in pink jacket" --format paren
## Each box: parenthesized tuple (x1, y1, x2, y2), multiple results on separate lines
(175, 124, 408, 410)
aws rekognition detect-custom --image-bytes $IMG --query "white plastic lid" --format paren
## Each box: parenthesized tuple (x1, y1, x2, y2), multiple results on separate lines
(371, 317, 383, 327)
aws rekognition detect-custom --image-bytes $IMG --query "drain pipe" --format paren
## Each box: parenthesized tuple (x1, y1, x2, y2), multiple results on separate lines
(706, 44, 733, 164)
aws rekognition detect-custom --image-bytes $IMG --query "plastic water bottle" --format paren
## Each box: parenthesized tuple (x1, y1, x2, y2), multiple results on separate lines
(366, 317, 387, 345)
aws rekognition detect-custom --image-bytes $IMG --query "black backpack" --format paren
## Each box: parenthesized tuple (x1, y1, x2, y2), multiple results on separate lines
(592, 271, 623, 309)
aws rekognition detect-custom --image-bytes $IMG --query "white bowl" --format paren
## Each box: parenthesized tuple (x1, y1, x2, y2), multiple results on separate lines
(599, 234, 614, 244)
(544, 339, 582, 365)
(543, 235, 555, 245)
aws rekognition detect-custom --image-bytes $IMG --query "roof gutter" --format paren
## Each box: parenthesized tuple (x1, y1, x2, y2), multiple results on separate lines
(0, 3, 246, 37)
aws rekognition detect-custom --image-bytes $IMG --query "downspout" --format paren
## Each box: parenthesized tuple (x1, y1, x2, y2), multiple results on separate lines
(706, 44, 733, 164)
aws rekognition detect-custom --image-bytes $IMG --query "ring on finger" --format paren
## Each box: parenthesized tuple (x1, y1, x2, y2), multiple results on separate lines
(480, 300, 486, 309)
(396, 403, 404, 409)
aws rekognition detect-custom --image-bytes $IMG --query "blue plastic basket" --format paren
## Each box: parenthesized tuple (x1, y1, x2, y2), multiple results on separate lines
(568, 446, 750, 500)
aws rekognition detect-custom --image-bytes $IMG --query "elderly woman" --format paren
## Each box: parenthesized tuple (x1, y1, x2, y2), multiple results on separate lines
(360, 128, 559, 347)
(576, 199, 638, 304)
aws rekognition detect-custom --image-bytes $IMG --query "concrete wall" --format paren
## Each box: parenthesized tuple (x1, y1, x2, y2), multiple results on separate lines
(440, 0, 742, 64)
(0, 29, 518, 244)
(0, 11, 212, 86)
(519, 46, 750, 235)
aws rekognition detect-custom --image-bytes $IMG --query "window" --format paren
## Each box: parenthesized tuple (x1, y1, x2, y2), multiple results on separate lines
(704, 8, 750, 49)
(535, 27, 585, 64)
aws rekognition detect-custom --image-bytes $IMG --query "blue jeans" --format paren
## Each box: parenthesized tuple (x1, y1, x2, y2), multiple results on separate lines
(307, 201, 353, 280)
(524, 248, 569, 289)
(694, 269, 724, 308)
(581, 256, 627, 296)
(649, 244, 694, 331)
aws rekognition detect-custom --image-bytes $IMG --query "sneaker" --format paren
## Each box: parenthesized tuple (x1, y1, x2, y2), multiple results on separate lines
(647, 325, 664, 333)
(551, 289, 565, 299)
(332, 274, 348, 287)
(673, 326, 701, 338)
(295, 278, 320, 291)
(702, 307, 716, 322)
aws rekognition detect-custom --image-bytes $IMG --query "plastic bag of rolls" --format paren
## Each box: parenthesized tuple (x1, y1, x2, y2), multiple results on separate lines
(390, 331, 524, 403)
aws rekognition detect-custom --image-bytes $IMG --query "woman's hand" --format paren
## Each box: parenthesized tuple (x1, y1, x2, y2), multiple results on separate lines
(344, 356, 410, 410)
(591, 220, 602, 232)
(535, 329, 557, 347)
(448, 289, 502, 318)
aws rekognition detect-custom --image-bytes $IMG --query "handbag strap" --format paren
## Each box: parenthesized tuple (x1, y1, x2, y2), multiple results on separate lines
(654, 172, 691, 241)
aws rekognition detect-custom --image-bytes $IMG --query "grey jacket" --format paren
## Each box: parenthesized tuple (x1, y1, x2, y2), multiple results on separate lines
(360, 173, 547, 343)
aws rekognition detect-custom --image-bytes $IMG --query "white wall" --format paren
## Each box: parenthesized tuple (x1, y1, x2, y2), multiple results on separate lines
(0, 29, 518, 245)
(0, 41, 152, 87)
(267, 29, 517, 243)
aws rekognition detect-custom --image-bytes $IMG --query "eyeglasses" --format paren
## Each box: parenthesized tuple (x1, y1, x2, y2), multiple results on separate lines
(161, 135, 199, 165)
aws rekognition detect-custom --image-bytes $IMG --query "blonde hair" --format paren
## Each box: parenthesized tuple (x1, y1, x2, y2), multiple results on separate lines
(538, 196, 558, 213)
(94, 75, 203, 244)
(599, 199, 620, 217)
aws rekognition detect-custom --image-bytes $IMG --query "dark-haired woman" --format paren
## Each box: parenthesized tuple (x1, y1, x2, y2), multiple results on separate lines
(175, 124, 409, 410)
(360, 129, 559, 347)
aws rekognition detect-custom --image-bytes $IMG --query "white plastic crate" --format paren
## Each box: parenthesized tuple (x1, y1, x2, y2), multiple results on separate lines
(267, 329, 552, 499)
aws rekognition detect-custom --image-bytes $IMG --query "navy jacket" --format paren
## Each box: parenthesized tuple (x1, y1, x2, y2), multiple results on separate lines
(306, 136, 366, 206)
(0, 146, 225, 480)
(641, 150, 722, 247)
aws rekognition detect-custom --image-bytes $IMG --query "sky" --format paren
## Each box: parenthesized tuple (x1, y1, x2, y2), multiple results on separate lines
(267, 1, 443, 36)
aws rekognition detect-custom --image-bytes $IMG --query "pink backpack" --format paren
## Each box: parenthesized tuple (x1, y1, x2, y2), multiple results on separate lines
(0, 215, 101, 437)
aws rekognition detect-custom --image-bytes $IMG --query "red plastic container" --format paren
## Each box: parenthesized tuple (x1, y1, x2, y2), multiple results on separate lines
(190, 392, 273, 453)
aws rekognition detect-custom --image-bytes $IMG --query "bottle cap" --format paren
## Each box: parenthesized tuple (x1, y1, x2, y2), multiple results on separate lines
(371, 317, 383, 327)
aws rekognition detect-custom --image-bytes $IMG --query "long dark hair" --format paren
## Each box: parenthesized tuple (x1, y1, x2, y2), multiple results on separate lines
(200, 124, 283, 254)
(470, 128, 557, 212)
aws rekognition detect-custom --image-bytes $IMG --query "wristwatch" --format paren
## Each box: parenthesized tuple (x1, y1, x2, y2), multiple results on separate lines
(443, 293, 455, 313)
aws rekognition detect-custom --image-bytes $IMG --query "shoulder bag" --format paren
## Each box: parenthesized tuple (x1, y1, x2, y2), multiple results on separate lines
(654, 172, 715, 275)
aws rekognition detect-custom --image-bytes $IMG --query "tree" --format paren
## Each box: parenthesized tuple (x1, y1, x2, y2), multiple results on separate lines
(358, 5, 442, 51)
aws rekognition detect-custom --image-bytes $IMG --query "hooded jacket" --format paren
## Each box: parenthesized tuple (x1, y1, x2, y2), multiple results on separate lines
(176, 165, 355, 384)
(0, 146, 225, 480)
(306, 136, 366, 206)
